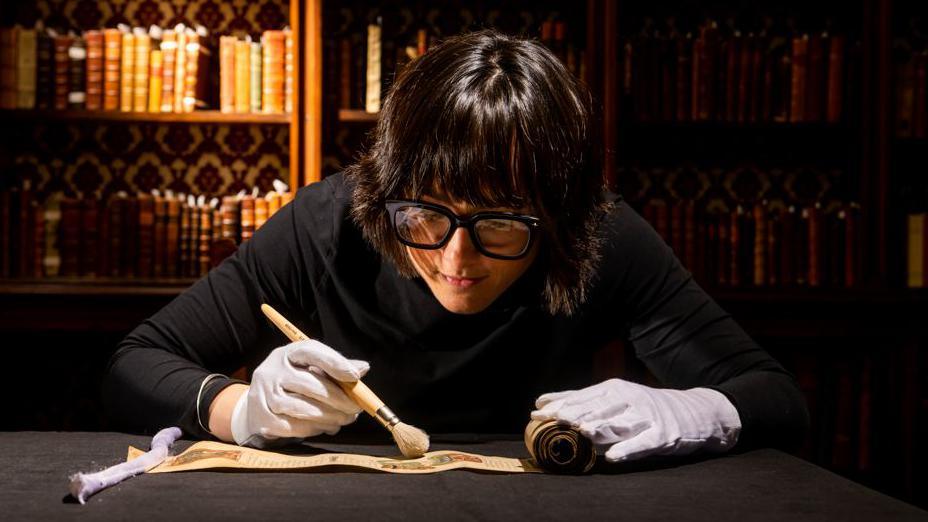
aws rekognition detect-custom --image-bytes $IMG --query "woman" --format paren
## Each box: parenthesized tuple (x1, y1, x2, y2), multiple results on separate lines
(104, 30, 808, 462)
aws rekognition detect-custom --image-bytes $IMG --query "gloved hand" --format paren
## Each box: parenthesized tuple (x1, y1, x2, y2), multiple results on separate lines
(230, 339, 369, 448)
(531, 378, 742, 463)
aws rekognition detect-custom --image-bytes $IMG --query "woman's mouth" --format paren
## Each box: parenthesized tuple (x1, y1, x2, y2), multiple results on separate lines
(442, 274, 486, 288)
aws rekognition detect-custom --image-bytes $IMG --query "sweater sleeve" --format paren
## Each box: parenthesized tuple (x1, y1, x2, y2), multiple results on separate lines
(603, 200, 810, 450)
(103, 181, 336, 439)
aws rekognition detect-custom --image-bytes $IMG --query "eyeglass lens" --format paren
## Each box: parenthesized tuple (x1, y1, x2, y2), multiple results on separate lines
(393, 206, 531, 256)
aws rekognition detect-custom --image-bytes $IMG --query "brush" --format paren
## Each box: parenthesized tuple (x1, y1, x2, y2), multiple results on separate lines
(260, 303, 430, 458)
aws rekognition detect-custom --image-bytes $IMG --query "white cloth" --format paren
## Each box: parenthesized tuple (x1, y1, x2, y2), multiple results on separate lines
(231, 339, 369, 448)
(531, 378, 742, 463)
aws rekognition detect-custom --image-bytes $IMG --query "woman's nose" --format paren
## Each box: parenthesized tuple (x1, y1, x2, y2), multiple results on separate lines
(443, 226, 480, 261)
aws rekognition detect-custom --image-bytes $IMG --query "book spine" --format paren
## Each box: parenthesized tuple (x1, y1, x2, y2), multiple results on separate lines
(221, 196, 240, 243)
(16, 28, 37, 109)
(103, 29, 121, 110)
(122, 196, 138, 277)
(160, 30, 176, 112)
(908, 213, 926, 288)
(781, 206, 796, 285)
(53, 36, 72, 110)
(182, 30, 199, 112)
(766, 207, 779, 286)
(753, 202, 766, 286)
(0, 28, 15, 109)
(152, 194, 166, 276)
(97, 195, 111, 276)
(133, 32, 150, 111)
(749, 34, 764, 122)
(148, 49, 163, 111)
(284, 28, 293, 113)
(119, 31, 135, 112)
(59, 198, 81, 276)
(676, 34, 691, 122)
(36, 32, 54, 110)
(266, 191, 281, 217)
(84, 30, 104, 110)
(263, 30, 285, 113)
(16, 184, 31, 277)
(789, 35, 808, 123)
(914, 51, 927, 139)
(255, 196, 268, 231)
(240, 195, 255, 242)
(844, 204, 859, 288)
(338, 36, 352, 110)
(250, 40, 262, 112)
(737, 34, 752, 123)
(826, 35, 845, 123)
(137, 194, 154, 277)
(806, 33, 825, 122)
(165, 196, 180, 277)
(219, 36, 236, 113)
(198, 204, 212, 275)
(68, 37, 87, 109)
(32, 203, 45, 277)
(80, 198, 99, 276)
(42, 197, 61, 277)
(108, 196, 124, 276)
(366, 22, 382, 113)
(234, 40, 250, 113)
(690, 33, 703, 121)
(188, 198, 199, 277)
(173, 29, 187, 113)
(808, 203, 822, 287)
(730, 207, 741, 287)
(179, 197, 190, 276)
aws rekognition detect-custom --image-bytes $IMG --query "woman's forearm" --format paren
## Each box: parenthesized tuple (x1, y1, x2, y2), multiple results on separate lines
(208, 383, 249, 442)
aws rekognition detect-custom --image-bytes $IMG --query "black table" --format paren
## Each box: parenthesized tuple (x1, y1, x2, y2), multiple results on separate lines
(3, 431, 925, 521)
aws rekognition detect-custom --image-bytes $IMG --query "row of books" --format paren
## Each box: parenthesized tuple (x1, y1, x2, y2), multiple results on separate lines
(0, 184, 294, 280)
(329, 18, 584, 114)
(639, 199, 861, 289)
(0, 24, 293, 114)
(895, 45, 928, 139)
(907, 212, 928, 288)
(219, 31, 293, 114)
(621, 22, 856, 124)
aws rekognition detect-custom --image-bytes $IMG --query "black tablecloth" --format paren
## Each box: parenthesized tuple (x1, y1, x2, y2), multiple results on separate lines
(3, 431, 925, 521)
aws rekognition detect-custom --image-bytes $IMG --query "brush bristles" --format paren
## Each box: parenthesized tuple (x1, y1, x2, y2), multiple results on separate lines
(390, 422, 430, 458)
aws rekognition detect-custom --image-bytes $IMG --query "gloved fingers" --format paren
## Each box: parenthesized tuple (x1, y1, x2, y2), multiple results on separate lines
(349, 359, 370, 379)
(261, 415, 345, 439)
(602, 427, 669, 463)
(267, 390, 360, 427)
(280, 366, 362, 414)
(553, 395, 631, 425)
(286, 340, 368, 382)
(531, 388, 611, 422)
(534, 390, 575, 409)
(578, 412, 651, 445)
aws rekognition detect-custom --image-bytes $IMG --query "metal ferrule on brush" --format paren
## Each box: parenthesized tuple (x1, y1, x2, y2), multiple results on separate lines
(375, 406, 400, 428)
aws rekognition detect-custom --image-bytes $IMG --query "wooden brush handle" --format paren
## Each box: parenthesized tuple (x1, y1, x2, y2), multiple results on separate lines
(260, 304, 395, 428)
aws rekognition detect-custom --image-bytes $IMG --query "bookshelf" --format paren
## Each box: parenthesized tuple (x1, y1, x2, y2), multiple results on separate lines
(0, 108, 290, 124)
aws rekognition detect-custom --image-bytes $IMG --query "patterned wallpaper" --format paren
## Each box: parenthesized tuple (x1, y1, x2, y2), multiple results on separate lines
(1, 0, 291, 200)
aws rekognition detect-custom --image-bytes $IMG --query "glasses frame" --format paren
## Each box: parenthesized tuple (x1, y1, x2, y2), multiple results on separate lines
(385, 199, 542, 260)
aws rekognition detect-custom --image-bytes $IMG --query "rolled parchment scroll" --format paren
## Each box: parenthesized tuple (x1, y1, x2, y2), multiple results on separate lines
(523, 419, 596, 474)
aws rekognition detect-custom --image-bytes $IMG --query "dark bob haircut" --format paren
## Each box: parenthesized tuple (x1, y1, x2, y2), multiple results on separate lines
(348, 29, 612, 316)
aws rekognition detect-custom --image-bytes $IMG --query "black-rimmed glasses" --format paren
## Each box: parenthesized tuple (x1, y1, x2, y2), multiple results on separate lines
(386, 199, 541, 260)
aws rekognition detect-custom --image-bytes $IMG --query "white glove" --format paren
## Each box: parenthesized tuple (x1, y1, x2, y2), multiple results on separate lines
(531, 378, 742, 463)
(231, 339, 369, 448)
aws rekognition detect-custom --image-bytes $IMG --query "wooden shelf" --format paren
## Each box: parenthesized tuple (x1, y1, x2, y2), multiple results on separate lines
(0, 277, 196, 296)
(338, 109, 379, 123)
(1, 109, 291, 125)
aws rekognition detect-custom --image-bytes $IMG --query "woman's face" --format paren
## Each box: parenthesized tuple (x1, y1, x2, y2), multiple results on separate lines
(405, 193, 539, 314)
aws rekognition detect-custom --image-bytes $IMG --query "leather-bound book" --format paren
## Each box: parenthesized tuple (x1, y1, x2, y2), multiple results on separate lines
(119, 28, 135, 112)
(717, 211, 729, 286)
(159, 28, 176, 112)
(826, 35, 845, 123)
(121, 195, 138, 277)
(179, 195, 191, 276)
(53, 34, 73, 110)
(152, 191, 166, 277)
(266, 191, 281, 218)
(219, 36, 235, 113)
(796, 207, 810, 286)
(659, 33, 675, 122)
(699, 22, 718, 121)
(280, 191, 294, 208)
(240, 194, 255, 242)
(752, 202, 767, 286)
(780, 206, 796, 286)
(234, 38, 250, 113)
(198, 200, 212, 275)
(729, 207, 742, 287)
(806, 33, 825, 122)
(183, 26, 210, 112)
(844, 202, 859, 288)
(914, 51, 927, 139)
(772, 40, 792, 123)
(165, 195, 181, 277)
(84, 30, 103, 110)
(79, 197, 99, 276)
(737, 33, 752, 123)
(907, 213, 925, 288)
(42, 195, 61, 277)
(221, 195, 240, 243)
(789, 35, 808, 123)
(249, 40, 262, 112)
(14, 182, 32, 277)
(674, 33, 692, 122)
(828, 208, 846, 288)
(58, 197, 82, 276)
(761, 36, 774, 122)
(16, 27, 37, 109)
(36, 30, 54, 109)
(262, 30, 286, 113)
(807, 203, 822, 287)
(724, 31, 740, 122)
(97, 194, 111, 276)
(173, 25, 187, 113)
(284, 28, 293, 113)
(67, 36, 86, 109)
(255, 195, 269, 231)
(132, 27, 149, 111)
(148, 49, 162, 111)
(137, 193, 154, 277)
(895, 41, 915, 137)
(107, 193, 125, 276)
(766, 205, 779, 287)
(102, 28, 121, 110)
(749, 32, 764, 122)
(366, 20, 382, 113)
(0, 28, 15, 109)
(690, 31, 703, 121)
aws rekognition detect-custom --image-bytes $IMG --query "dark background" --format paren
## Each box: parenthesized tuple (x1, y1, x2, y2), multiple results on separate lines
(0, 0, 925, 511)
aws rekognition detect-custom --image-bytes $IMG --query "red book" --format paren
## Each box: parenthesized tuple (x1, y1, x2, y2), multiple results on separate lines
(828, 208, 845, 289)
(138, 194, 155, 277)
(53, 35, 73, 110)
(752, 202, 767, 286)
(789, 35, 808, 123)
(807, 203, 822, 287)
(826, 35, 845, 123)
(97, 195, 110, 276)
(80, 197, 99, 276)
(36, 31, 54, 110)
(198, 202, 212, 275)
(737, 34, 752, 123)
(123, 196, 139, 277)
(691, 33, 703, 121)
(165, 196, 181, 277)
(780, 206, 797, 286)
(700, 22, 718, 121)
(84, 30, 104, 110)
(749, 34, 764, 123)
(805, 33, 825, 122)
(58, 197, 81, 277)
(179, 196, 190, 276)
(107, 195, 125, 276)
(675, 33, 692, 122)
(773, 41, 792, 123)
